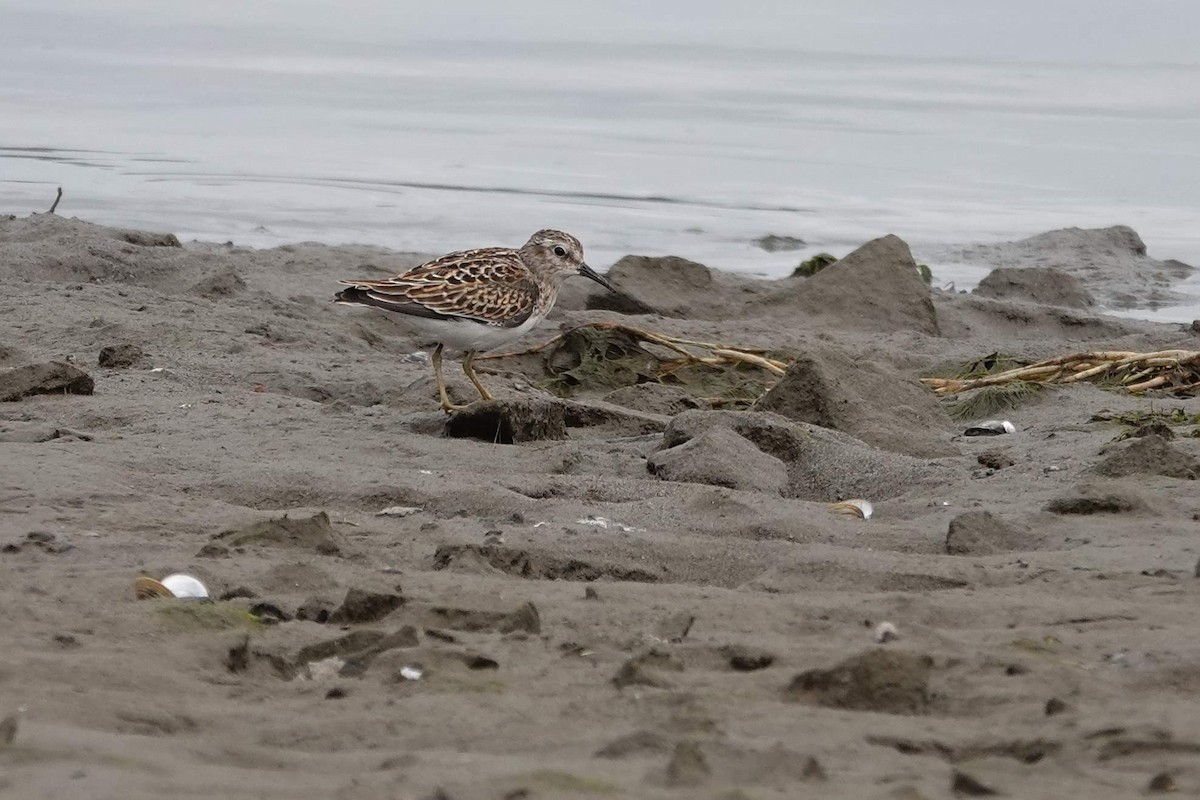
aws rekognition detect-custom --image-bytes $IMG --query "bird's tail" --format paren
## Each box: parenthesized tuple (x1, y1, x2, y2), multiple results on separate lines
(333, 286, 369, 305)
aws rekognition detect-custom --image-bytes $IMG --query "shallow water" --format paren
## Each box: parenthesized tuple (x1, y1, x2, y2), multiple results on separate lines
(3, 1, 1200, 320)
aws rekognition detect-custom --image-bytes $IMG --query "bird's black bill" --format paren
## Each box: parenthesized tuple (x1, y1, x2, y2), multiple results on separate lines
(579, 263, 617, 293)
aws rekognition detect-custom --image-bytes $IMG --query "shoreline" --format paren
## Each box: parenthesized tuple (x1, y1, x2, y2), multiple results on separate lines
(4, 175, 1200, 317)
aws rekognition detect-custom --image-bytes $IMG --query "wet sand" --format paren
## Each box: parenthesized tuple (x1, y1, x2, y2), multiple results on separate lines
(1, 213, 1199, 799)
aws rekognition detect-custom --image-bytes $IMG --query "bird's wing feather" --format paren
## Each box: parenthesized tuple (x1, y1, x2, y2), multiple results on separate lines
(337, 248, 540, 328)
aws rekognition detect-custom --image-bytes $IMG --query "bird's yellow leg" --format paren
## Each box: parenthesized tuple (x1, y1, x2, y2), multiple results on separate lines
(432, 344, 468, 412)
(462, 351, 495, 401)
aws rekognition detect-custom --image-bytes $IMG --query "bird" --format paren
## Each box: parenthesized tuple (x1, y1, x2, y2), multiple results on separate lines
(335, 229, 616, 411)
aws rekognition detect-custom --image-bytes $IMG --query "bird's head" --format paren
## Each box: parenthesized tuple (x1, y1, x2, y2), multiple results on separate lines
(521, 229, 616, 292)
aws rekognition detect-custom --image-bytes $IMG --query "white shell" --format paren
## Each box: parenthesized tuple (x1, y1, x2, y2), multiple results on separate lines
(874, 621, 899, 643)
(399, 666, 423, 681)
(159, 573, 209, 599)
(402, 350, 430, 364)
(376, 505, 421, 517)
(575, 515, 641, 533)
(830, 499, 873, 520)
(965, 419, 1016, 436)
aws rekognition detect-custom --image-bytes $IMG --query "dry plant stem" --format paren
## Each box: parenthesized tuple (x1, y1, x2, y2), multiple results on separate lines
(636, 330, 770, 356)
(923, 349, 1200, 396)
(710, 348, 788, 375)
(48, 187, 63, 214)
(1127, 375, 1172, 392)
(633, 329, 706, 361)
(1122, 368, 1155, 384)
(593, 322, 779, 359)
(477, 332, 568, 360)
(1061, 362, 1117, 383)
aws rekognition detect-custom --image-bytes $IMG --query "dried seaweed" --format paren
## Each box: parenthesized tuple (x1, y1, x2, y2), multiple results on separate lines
(479, 322, 790, 405)
(947, 381, 1046, 421)
(792, 252, 838, 277)
(1090, 407, 1200, 440)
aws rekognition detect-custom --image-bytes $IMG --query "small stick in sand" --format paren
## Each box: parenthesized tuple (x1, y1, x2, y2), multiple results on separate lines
(48, 187, 63, 214)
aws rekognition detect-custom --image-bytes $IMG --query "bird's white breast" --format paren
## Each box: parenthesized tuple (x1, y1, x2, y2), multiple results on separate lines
(376, 308, 548, 354)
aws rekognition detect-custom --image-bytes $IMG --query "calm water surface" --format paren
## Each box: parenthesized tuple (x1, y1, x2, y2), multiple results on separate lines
(2, 1, 1199, 319)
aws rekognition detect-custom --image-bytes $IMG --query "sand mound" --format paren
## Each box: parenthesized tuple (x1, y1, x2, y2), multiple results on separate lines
(431, 543, 660, 583)
(0, 213, 188, 287)
(934, 291, 1137, 341)
(1044, 483, 1154, 515)
(1026, 224, 1148, 256)
(189, 268, 248, 299)
(951, 225, 1195, 309)
(601, 383, 704, 416)
(754, 344, 956, 457)
(648, 426, 790, 495)
(1092, 435, 1199, 480)
(202, 512, 352, 557)
(657, 410, 948, 500)
(973, 266, 1095, 308)
(743, 558, 969, 593)
(754, 234, 939, 334)
(945, 510, 1044, 556)
(0, 361, 94, 401)
(784, 649, 933, 714)
(586, 254, 767, 318)
(97, 343, 147, 368)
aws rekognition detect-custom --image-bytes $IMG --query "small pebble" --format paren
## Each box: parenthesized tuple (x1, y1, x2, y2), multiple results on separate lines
(951, 769, 998, 796)
(0, 714, 17, 747)
(1147, 771, 1175, 793)
(1044, 697, 1069, 716)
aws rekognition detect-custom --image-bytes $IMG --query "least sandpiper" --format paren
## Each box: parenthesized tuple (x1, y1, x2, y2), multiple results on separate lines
(335, 229, 615, 411)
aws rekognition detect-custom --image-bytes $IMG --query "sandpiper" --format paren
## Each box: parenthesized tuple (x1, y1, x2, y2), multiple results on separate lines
(335, 229, 616, 411)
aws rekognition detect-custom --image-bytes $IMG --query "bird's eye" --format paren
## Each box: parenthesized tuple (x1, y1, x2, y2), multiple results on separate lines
(552, 245, 568, 258)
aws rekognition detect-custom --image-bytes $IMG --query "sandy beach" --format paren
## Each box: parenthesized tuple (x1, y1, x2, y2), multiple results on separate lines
(2, 212, 1200, 799)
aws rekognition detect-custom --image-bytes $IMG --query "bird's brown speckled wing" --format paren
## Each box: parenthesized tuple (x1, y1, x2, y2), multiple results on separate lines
(337, 248, 540, 328)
